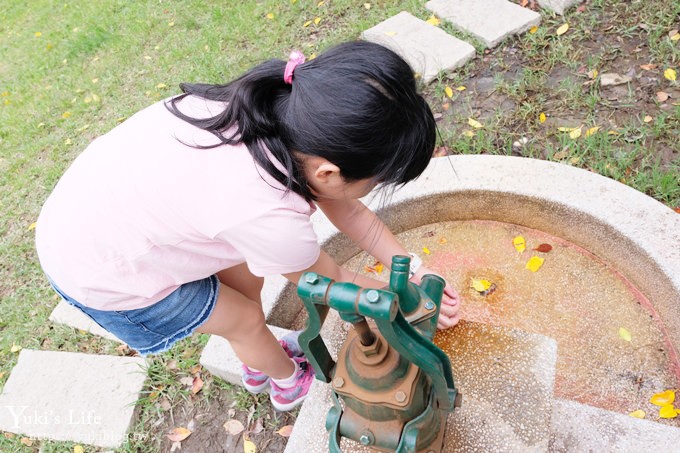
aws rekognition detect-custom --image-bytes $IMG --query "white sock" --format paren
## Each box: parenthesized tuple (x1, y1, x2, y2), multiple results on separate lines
(272, 359, 299, 389)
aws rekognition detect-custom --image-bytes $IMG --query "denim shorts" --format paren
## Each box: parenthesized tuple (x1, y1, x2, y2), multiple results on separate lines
(49, 275, 219, 356)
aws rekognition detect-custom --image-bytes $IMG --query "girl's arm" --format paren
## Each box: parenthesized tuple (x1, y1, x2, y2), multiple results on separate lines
(313, 198, 461, 329)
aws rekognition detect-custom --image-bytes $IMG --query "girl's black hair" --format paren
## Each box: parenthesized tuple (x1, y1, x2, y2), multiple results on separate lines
(166, 41, 436, 201)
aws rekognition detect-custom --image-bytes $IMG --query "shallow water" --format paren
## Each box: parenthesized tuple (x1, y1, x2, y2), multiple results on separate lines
(344, 219, 679, 426)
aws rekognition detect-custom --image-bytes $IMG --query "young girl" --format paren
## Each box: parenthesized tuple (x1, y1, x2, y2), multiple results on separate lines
(35, 41, 460, 411)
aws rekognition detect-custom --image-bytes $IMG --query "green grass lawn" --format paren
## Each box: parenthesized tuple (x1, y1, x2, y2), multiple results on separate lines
(1, 0, 678, 451)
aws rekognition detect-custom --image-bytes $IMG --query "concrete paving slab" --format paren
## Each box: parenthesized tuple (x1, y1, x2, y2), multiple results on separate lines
(537, 0, 581, 15)
(361, 11, 475, 83)
(199, 325, 295, 385)
(549, 399, 680, 451)
(426, 0, 541, 48)
(286, 320, 557, 452)
(49, 300, 123, 343)
(0, 349, 147, 448)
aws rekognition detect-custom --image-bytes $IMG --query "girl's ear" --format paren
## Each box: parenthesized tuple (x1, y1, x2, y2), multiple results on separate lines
(313, 160, 341, 182)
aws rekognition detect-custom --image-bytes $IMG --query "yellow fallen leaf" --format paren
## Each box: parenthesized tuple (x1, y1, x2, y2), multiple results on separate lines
(444, 86, 453, 98)
(539, 112, 546, 123)
(462, 130, 475, 138)
(20, 438, 33, 446)
(557, 126, 577, 132)
(556, 23, 569, 36)
(670, 29, 679, 41)
(314, 17, 321, 25)
(643, 115, 653, 123)
(422, 247, 431, 255)
(74, 445, 84, 453)
(10, 344, 21, 353)
(529, 25, 538, 34)
(156, 83, 167, 89)
(659, 404, 678, 419)
(303, 20, 312, 27)
(308, 53, 317, 60)
(553, 150, 568, 160)
(28, 222, 37, 230)
(513, 236, 526, 253)
(585, 126, 600, 137)
(317, 1, 324, 6)
(62, 111, 71, 119)
(618, 327, 632, 342)
(439, 237, 448, 244)
(525, 256, 544, 272)
(426, 15, 441, 26)
(266, 13, 275, 19)
(471, 279, 492, 292)
(244, 433, 257, 453)
(628, 409, 645, 419)
(364, 3, 371, 10)
(168, 21, 175, 27)
(64, 138, 72, 145)
(167, 427, 192, 442)
(664, 68, 677, 82)
(569, 127, 582, 139)
(650, 390, 675, 406)
(35, 32, 42, 37)
(374, 262, 384, 274)
(467, 118, 483, 129)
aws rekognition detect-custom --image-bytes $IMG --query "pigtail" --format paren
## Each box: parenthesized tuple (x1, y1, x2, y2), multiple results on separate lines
(166, 60, 315, 201)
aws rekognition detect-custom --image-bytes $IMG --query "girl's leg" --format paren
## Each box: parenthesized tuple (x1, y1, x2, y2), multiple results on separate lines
(196, 267, 294, 379)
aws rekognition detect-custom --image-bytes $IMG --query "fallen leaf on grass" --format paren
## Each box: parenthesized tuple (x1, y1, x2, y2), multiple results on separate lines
(444, 86, 453, 98)
(20, 437, 33, 446)
(439, 237, 448, 244)
(664, 68, 677, 82)
(656, 91, 669, 102)
(618, 327, 632, 342)
(643, 115, 653, 123)
(533, 244, 553, 253)
(426, 15, 441, 26)
(553, 150, 568, 160)
(244, 433, 257, 453)
(10, 344, 21, 353)
(556, 23, 569, 36)
(191, 375, 203, 394)
(628, 409, 645, 419)
(74, 445, 84, 453)
(513, 236, 526, 253)
(275, 424, 294, 437)
(467, 118, 483, 129)
(669, 29, 679, 41)
(585, 127, 600, 137)
(539, 112, 546, 123)
(650, 390, 675, 406)
(529, 25, 538, 34)
(422, 247, 431, 255)
(224, 419, 245, 436)
(640, 63, 657, 71)
(179, 376, 194, 387)
(659, 404, 679, 419)
(525, 256, 544, 272)
(569, 127, 582, 139)
(167, 427, 192, 442)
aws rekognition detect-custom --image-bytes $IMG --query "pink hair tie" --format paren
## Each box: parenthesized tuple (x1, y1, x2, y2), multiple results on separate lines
(284, 50, 306, 85)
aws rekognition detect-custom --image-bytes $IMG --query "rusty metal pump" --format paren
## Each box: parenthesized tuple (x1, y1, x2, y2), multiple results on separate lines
(297, 255, 461, 452)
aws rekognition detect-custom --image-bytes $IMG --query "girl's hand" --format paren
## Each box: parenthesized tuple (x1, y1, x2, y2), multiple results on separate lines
(411, 266, 461, 330)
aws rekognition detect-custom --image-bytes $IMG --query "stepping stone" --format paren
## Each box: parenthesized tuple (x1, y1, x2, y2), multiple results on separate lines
(0, 349, 147, 448)
(286, 320, 558, 452)
(361, 11, 475, 83)
(49, 300, 123, 343)
(537, 0, 581, 15)
(550, 399, 680, 451)
(426, 0, 541, 48)
(200, 325, 297, 385)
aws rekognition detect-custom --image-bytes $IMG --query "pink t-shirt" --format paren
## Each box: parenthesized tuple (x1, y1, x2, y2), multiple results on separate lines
(36, 96, 320, 311)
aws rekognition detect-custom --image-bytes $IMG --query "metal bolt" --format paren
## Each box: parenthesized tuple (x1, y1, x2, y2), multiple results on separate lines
(424, 301, 435, 310)
(333, 377, 345, 388)
(359, 431, 374, 446)
(305, 273, 319, 284)
(395, 391, 407, 403)
(366, 290, 380, 303)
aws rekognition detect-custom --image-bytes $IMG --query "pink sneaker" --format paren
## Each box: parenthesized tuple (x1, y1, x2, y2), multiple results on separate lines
(241, 334, 305, 394)
(270, 357, 315, 411)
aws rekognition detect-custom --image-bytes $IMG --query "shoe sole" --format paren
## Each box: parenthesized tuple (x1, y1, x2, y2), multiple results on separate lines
(242, 379, 270, 394)
(271, 393, 308, 411)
